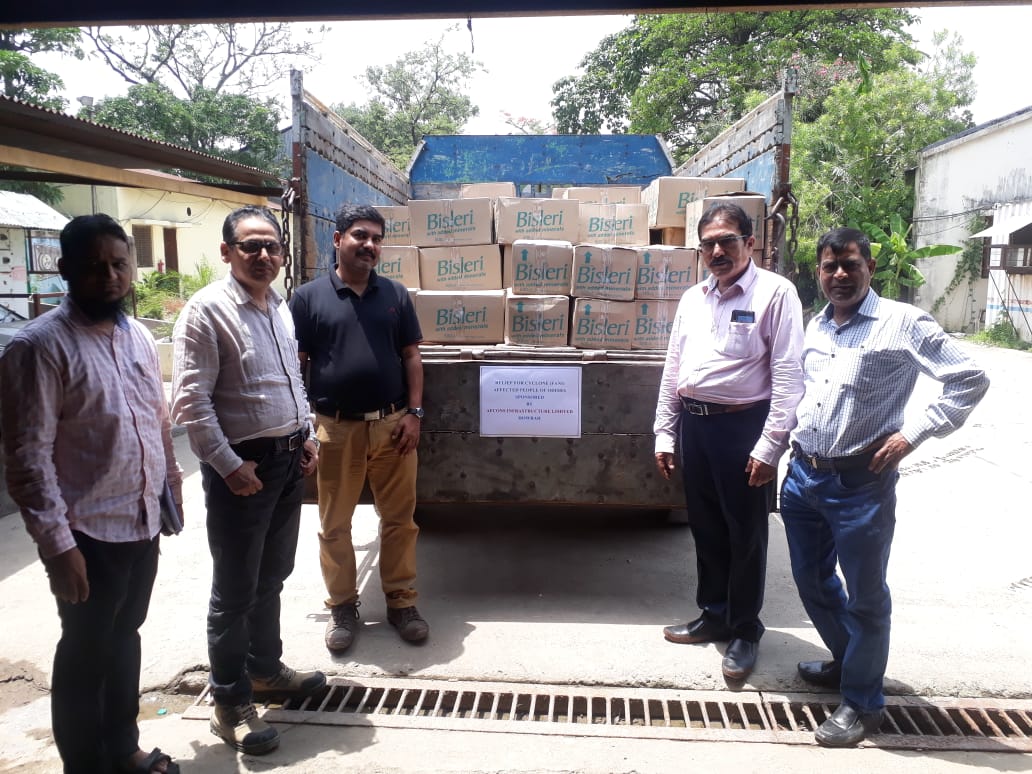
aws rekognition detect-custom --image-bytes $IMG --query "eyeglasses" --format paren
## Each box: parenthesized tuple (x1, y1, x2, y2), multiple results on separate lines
(230, 239, 284, 257)
(699, 235, 749, 253)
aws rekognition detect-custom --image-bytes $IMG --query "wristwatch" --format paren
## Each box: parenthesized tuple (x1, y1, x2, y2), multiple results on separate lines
(406, 407, 425, 419)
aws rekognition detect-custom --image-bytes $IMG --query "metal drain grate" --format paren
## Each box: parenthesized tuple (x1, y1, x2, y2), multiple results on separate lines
(184, 677, 1032, 752)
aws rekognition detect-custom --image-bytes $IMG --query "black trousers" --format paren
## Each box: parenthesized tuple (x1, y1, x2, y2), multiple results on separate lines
(201, 441, 304, 707)
(52, 530, 159, 774)
(677, 403, 774, 642)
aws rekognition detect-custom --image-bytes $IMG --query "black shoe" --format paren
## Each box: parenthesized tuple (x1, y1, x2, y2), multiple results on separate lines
(325, 602, 360, 653)
(798, 659, 842, 689)
(815, 704, 884, 747)
(721, 638, 758, 681)
(663, 616, 732, 645)
(387, 605, 430, 643)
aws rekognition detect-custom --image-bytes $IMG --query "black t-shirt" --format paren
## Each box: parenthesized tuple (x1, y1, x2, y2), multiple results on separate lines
(289, 269, 422, 415)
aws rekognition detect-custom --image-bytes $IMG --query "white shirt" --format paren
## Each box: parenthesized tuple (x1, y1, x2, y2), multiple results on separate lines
(172, 273, 310, 478)
(654, 262, 805, 465)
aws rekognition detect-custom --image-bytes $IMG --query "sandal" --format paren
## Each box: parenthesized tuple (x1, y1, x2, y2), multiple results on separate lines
(122, 747, 181, 774)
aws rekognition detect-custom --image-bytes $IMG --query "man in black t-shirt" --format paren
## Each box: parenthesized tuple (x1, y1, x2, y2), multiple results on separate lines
(289, 204, 427, 653)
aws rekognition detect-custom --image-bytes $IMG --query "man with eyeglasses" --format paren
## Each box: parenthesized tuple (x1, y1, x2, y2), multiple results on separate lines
(654, 201, 804, 683)
(172, 205, 325, 756)
(780, 227, 988, 746)
(289, 203, 427, 654)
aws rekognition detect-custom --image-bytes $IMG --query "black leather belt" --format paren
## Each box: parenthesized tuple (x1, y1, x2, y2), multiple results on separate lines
(317, 401, 406, 422)
(233, 428, 306, 455)
(792, 443, 875, 473)
(681, 397, 765, 416)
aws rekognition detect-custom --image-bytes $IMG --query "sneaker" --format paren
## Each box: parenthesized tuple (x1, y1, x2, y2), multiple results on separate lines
(210, 702, 280, 755)
(325, 601, 360, 653)
(250, 663, 326, 698)
(387, 605, 430, 643)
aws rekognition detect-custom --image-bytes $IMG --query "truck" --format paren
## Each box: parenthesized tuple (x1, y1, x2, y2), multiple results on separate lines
(286, 69, 797, 512)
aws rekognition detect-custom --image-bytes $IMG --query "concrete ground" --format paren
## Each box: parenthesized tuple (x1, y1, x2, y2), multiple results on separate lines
(1, 339, 1031, 772)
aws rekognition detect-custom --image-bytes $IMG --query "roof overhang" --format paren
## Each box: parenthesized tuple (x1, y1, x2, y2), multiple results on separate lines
(970, 215, 1032, 240)
(0, 97, 283, 203)
(1, 0, 1021, 27)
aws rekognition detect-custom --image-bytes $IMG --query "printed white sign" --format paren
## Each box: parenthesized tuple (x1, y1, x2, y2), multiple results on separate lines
(479, 365, 582, 438)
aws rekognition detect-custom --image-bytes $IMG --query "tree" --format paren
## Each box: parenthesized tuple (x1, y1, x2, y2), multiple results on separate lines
(91, 83, 283, 171)
(85, 23, 323, 100)
(789, 32, 975, 306)
(550, 10, 919, 162)
(332, 31, 481, 169)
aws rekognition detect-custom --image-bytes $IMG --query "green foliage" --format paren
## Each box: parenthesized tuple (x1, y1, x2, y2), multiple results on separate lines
(932, 215, 987, 315)
(862, 214, 959, 301)
(90, 84, 282, 170)
(132, 260, 216, 323)
(332, 28, 480, 170)
(550, 9, 919, 162)
(970, 312, 1031, 351)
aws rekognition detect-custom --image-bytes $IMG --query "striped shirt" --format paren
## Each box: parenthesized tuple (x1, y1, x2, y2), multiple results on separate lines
(654, 261, 805, 465)
(791, 291, 989, 457)
(0, 299, 182, 558)
(171, 273, 310, 478)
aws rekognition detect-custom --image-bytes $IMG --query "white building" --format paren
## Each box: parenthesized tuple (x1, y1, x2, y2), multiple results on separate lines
(912, 106, 1032, 343)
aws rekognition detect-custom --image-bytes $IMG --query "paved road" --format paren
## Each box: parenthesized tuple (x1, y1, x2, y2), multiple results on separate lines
(1, 340, 1030, 772)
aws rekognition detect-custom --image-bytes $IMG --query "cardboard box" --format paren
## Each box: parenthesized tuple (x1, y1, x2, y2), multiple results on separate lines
(568, 298, 636, 350)
(556, 186, 642, 205)
(504, 239, 574, 294)
(415, 290, 505, 344)
(570, 244, 637, 301)
(643, 177, 746, 228)
(632, 300, 679, 350)
(377, 245, 421, 288)
(504, 292, 570, 347)
(685, 192, 767, 249)
(633, 246, 697, 299)
(376, 205, 412, 246)
(495, 197, 579, 244)
(408, 198, 494, 248)
(577, 203, 650, 246)
(418, 245, 502, 291)
(460, 182, 516, 199)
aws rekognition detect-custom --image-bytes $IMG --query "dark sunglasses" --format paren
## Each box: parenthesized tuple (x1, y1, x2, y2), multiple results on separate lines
(230, 239, 284, 257)
(699, 235, 749, 253)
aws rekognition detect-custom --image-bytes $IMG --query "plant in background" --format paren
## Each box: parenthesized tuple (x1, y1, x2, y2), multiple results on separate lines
(971, 311, 1031, 351)
(861, 213, 959, 301)
(931, 214, 987, 316)
(132, 259, 216, 324)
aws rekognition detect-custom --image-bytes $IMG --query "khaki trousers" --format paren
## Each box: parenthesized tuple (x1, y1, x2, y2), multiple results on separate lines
(316, 409, 419, 609)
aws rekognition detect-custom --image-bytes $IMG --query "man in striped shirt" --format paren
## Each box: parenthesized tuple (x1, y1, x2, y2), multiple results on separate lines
(782, 227, 989, 747)
(0, 214, 183, 774)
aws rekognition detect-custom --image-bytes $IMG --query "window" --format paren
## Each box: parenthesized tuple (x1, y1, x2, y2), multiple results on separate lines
(132, 225, 153, 268)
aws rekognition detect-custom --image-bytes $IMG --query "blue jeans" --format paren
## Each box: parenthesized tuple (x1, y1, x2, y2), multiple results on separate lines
(201, 440, 304, 706)
(780, 458, 897, 713)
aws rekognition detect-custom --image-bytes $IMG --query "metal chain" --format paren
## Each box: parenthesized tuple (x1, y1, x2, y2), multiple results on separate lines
(785, 188, 800, 265)
(280, 180, 296, 299)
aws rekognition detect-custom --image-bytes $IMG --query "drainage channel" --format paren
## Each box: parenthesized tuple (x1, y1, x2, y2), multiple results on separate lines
(183, 676, 1032, 752)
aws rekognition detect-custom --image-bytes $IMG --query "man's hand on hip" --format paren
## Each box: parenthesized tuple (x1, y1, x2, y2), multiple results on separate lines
(45, 546, 89, 604)
(745, 457, 776, 487)
(225, 461, 263, 496)
(869, 432, 913, 473)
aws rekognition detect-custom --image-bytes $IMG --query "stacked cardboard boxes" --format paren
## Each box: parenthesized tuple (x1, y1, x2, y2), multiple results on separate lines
(374, 177, 757, 349)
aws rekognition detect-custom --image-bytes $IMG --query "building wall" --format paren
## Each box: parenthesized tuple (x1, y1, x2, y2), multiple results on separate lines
(0, 226, 30, 319)
(912, 109, 1032, 333)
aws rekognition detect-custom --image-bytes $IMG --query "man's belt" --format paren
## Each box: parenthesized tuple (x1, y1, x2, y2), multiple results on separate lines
(233, 428, 307, 454)
(317, 400, 406, 422)
(680, 397, 764, 416)
(791, 442, 875, 473)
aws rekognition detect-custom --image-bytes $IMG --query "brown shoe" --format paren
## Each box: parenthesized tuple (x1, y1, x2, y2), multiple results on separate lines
(663, 616, 733, 645)
(250, 663, 326, 698)
(210, 702, 279, 755)
(387, 605, 429, 643)
(325, 602, 360, 653)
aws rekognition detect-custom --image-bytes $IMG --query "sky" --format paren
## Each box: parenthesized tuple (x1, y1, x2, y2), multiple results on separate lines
(35, 5, 1032, 134)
